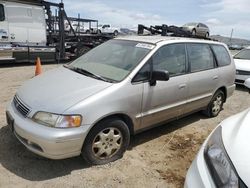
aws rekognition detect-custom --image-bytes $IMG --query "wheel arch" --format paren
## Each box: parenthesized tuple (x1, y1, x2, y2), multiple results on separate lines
(90, 113, 135, 135)
(216, 86, 227, 102)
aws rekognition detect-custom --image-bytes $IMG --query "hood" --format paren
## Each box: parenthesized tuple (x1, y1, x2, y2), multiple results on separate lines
(222, 108, 250, 186)
(16, 66, 113, 114)
(234, 58, 250, 71)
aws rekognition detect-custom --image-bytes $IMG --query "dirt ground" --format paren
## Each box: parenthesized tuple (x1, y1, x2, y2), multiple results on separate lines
(0, 63, 250, 188)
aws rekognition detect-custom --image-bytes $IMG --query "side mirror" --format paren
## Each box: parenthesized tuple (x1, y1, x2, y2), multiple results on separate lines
(244, 78, 250, 93)
(150, 70, 169, 86)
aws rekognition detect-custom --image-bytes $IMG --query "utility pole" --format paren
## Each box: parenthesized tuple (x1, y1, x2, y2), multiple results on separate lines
(229, 28, 233, 45)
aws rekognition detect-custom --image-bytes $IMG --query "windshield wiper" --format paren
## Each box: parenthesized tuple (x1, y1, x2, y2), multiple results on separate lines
(65, 65, 116, 83)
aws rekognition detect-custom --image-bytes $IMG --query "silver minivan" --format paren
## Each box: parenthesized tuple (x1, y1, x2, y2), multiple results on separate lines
(6, 36, 235, 165)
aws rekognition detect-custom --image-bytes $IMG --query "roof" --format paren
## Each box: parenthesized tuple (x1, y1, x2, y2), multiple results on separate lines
(115, 35, 222, 45)
(2, 0, 43, 5)
(115, 35, 179, 44)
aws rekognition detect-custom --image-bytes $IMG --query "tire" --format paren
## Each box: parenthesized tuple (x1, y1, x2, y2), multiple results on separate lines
(75, 46, 91, 56)
(205, 32, 209, 38)
(86, 30, 90, 34)
(82, 118, 130, 165)
(192, 29, 196, 36)
(203, 90, 224, 117)
(114, 30, 118, 36)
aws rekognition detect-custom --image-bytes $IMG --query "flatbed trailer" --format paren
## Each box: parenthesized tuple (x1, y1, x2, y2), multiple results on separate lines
(0, 0, 113, 64)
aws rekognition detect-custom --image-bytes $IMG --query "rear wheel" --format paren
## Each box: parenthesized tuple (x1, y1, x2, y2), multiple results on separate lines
(75, 46, 91, 56)
(192, 29, 196, 36)
(114, 30, 118, 36)
(82, 118, 130, 165)
(203, 90, 224, 117)
(205, 32, 209, 38)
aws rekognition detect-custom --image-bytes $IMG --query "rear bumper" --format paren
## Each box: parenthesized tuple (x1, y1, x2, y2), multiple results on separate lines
(226, 84, 235, 98)
(6, 102, 91, 159)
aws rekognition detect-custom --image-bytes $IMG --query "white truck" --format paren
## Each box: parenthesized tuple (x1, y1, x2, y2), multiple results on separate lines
(96, 24, 119, 36)
(0, 0, 56, 63)
(0, 0, 112, 63)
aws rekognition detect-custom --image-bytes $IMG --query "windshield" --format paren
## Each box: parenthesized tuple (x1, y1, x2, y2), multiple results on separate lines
(68, 40, 154, 82)
(234, 49, 250, 60)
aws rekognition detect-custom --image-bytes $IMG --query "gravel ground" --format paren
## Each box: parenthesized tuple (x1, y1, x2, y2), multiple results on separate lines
(0, 63, 249, 188)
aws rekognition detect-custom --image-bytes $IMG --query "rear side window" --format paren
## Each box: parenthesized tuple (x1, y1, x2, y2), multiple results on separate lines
(211, 45, 231, 66)
(187, 43, 214, 72)
(0, 4, 5, 21)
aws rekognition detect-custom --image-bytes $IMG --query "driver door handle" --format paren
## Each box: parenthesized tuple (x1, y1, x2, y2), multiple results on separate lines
(179, 84, 187, 89)
(213, 76, 219, 80)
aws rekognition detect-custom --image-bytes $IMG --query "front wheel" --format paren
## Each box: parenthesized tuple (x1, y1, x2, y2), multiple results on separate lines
(203, 90, 224, 117)
(82, 118, 130, 165)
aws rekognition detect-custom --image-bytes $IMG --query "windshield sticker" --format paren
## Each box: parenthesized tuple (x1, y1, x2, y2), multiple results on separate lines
(135, 43, 155, 49)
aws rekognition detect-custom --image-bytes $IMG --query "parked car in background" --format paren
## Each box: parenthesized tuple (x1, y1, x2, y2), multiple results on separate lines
(228, 44, 243, 50)
(234, 47, 250, 85)
(245, 78, 250, 92)
(6, 36, 235, 165)
(182, 22, 210, 38)
(185, 106, 250, 188)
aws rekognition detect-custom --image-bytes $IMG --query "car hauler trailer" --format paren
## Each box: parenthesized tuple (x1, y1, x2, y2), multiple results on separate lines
(0, 0, 113, 63)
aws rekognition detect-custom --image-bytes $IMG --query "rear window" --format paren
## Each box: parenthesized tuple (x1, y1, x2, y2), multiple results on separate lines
(187, 43, 214, 72)
(0, 4, 5, 21)
(211, 45, 231, 66)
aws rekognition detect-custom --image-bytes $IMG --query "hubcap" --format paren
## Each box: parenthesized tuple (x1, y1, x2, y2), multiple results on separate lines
(212, 95, 222, 115)
(92, 127, 122, 159)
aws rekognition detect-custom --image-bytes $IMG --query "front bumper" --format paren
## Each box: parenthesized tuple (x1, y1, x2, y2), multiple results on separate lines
(184, 143, 216, 188)
(6, 102, 91, 159)
(235, 74, 250, 85)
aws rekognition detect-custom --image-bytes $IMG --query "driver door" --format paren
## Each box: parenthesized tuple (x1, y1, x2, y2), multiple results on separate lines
(139, 43, 189, 129)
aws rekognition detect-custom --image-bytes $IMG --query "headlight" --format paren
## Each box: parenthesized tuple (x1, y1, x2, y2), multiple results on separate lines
(33, 112, 82, 128)
(204, 126, 238, 187)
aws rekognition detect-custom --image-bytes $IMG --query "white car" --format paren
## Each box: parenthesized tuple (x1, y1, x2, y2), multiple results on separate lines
(185, 80, 250, 188)
(234, 47, 250, 85)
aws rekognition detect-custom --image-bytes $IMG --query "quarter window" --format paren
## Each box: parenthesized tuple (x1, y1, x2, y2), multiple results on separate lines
(132, 62, 150, 82)
(152, 44, 186, 76)
(187, 43, 214, 72)
(0, 4, 5, 21)
(211, 45, 231, 66)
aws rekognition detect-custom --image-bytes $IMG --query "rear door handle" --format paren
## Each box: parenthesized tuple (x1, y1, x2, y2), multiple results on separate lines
(179, 84, 187, 89)
(213, 76, 218, 80)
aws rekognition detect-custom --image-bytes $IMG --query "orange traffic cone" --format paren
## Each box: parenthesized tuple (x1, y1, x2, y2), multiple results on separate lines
(35, 57, 42, 76)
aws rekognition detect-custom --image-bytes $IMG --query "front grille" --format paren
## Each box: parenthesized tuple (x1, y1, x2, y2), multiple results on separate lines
(235, 79, 245, 84)
(236, 70, 250, 75)
(13, 95, 31, 117)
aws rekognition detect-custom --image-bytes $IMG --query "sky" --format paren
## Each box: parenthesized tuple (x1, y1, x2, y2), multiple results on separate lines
(50, 0, 250, 40)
